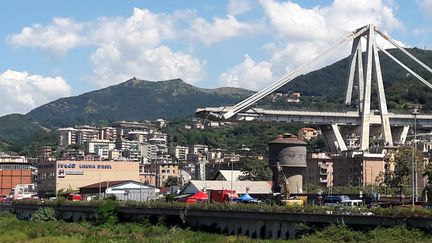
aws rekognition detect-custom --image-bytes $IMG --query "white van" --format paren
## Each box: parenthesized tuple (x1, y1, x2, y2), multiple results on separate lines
(341, 199, 363, 207)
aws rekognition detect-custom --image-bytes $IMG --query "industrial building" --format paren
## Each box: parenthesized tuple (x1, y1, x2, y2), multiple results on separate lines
(79, 180, 156, 201)
(37, 160, 139, 197)
(0, 154, 33, 196)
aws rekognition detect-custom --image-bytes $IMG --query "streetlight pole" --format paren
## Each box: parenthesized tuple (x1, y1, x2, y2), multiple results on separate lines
(414, 109, 418, 203)
(411, 106, 419, 206)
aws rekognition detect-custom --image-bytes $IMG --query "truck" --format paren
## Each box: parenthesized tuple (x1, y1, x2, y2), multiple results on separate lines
(208, 189, 238, 203)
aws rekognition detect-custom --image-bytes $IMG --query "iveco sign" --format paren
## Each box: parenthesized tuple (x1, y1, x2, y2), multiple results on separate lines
(57, 163, 112, 170)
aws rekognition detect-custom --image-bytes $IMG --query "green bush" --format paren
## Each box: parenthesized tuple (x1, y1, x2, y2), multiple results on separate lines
(32, 207, 57, 222)
(96, 199, 118, 225)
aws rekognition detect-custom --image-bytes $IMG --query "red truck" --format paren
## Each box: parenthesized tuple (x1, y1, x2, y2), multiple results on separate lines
(67, 194, 82, 201)
(208, 189, 238, 203)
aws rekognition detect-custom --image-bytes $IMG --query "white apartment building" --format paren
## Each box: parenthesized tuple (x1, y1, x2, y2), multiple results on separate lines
(113, 121, 149, 140)
(169, 146, 189, 163)
(85, 139, 116, 154)
(140, 144, 158, 164)
(75, 125, 99, 145)
(99, 127, 116, 141)
(127, 131, 148, 143)
(189, 144, 208, 155)
(116, 139, 139, 151)
(58, 127, 77, 146)
(207, 148, 225, 160)
(148, 135, 167, 153)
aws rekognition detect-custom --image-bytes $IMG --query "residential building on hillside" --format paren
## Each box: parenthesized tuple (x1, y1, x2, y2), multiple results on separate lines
(139, 144, 158, 164)
(169, 146, 189, 163)
(61, 149, 85, 160)
(207, 148, 225, 160)
(75, 125, 99, 145)
(84, 139, 115, 155)
(58, 127, 77, 146)
(304, 153, 333, 188)
(298, 127, 320, 141)
(148, 134, 168, 153)
(36, 146, 54, 160)
(98, 127, 116, 141)
(127, 131, 148, 143)
(112, 121, 150, 140)
(116, 139, 139, 152)
(189, 144, 208, 156)
(155, 119, 167, 128)
(333, 152, 385, 187)
(140, 162, 179, 188)
(109, 149, 121, 161)
(194, 160, 208, 180)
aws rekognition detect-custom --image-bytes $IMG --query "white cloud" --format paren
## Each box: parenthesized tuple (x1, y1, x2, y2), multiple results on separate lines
(8, 8, 208, 87)
(228, 0, 253, 15)
(219, 55, 272, 90)
(0, 70, 72, 115)
(189, 15, 261, 45)
(260, 0, 330, 41)
(8, 8, 175, 52)
(7, 18, 84, 55)
(90, 45, 205, 87)
(89, 8, 176, 49)
(418, 0, 432, 15)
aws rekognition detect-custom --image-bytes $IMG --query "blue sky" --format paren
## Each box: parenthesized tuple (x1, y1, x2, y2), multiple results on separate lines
(0, 0, 431, 116)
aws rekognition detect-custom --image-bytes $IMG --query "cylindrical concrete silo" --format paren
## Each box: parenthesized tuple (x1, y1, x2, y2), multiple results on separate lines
(268, 133, 307, 195)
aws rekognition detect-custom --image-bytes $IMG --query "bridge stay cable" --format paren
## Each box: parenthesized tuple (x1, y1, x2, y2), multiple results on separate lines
(221, 26, 369, 120)
(375, 29, 432, 75)
(376, 45, 432, 91)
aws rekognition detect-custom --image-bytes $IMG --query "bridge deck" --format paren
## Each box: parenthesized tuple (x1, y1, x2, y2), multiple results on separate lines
(197, 107, 432, 127)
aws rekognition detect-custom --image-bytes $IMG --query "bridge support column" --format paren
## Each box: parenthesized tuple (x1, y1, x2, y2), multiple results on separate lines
(331, 124, 348, 151)
(393, 125, 410, 145)
(360, 25, 374, 151)
(373, 44, 393, 146)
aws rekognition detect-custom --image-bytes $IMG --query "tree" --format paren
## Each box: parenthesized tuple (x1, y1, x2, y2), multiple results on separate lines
(239, 158, 272, 181)
(307, 136, 327, 152)
(387, 147, 421, 199)
(423, 162, 432, 200)
(163, 176, 179, 187)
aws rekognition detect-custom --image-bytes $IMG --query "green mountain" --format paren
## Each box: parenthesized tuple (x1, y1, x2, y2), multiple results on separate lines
(0, 114, 56, 154)
(26, 78, 253, 127)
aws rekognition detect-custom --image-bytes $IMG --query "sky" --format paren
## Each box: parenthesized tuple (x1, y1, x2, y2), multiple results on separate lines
(0, 0, 431, 116)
